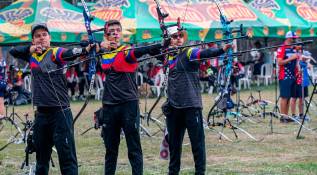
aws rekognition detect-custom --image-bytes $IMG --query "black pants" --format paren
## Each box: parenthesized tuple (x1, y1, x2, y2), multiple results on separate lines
(166, 106, 206, 175)
(67, 82, 77, 96)
(78, 77, 85, 96)
(101, 101, 143, 175)
(253, 62, 264, 75)
(33, 107, 78, 175)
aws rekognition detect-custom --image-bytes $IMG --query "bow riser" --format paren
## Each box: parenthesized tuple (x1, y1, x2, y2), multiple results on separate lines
(73, 0, 99, 125)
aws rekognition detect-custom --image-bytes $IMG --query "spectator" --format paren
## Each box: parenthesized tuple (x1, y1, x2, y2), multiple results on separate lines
(252, 41, 265, 77)
(291, 50, 312, 121)
(277, 31, 299, 122)
(6, 65, 29, 105)
(66, 67, 78, 101)
(75, 57, 88, 101)
(199, 60, 212, 93)
(230, 57, 245, 94)
(144, 62, 162, 85)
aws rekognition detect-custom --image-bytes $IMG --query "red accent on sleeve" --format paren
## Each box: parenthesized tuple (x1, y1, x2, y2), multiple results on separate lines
(130, 49, 136, 62)
(197, 50, 201, 61)
(58, 48, 65, 63)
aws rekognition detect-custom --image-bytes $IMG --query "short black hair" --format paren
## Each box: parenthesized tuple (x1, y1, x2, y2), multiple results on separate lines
(31, 23, 50, 38)
(104, 20, 122, 31)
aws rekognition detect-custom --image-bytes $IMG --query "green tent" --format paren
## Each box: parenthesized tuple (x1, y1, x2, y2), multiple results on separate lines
(90, 0, 136, 43)
(134, 0, 288, 42)
(249, 0, 312, 37)
(0, 18, 29, 44)
(90, 0, 286, 43)
(285, 1, 317, 37)
(201, 0, 287, 40)
(0, 0, 105, 43)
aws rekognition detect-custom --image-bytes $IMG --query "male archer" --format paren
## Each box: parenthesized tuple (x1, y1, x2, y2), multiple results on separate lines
(277, 31, 300, 122)
(163, 25, 232, 175)
(9, 23, 92, 175)
(96, 20, 164, 175)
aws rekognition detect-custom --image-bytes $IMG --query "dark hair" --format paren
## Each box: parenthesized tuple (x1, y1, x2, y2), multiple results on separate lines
(254, 40, 262, 48)
(104, 20, 122, 31)
(31, 23, 50, 38)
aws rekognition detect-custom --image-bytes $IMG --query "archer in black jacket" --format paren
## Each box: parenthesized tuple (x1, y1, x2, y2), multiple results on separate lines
(163, 25, 232, 175)
(9, 23, 90, 175)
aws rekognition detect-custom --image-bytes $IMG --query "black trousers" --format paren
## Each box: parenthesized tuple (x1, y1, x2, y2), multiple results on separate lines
(166, 106, 206, 175)
(78, 77, 85, 96)
(67, 82, 77, 96)
(33, 108, 78, 175)
(101, 100, 143, 175)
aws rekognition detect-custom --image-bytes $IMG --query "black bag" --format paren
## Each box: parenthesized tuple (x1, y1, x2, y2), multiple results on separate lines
(94, 108, 103, 129)
(161, 100, 172, 117)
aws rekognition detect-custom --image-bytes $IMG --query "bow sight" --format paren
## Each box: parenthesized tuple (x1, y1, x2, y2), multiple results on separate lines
(154, 0, 169, 39)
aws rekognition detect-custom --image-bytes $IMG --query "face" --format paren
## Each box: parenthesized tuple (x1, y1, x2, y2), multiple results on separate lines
(105, 24, 122, 44)
(170, 32, 185, 47)
(32, 28, 51, 49)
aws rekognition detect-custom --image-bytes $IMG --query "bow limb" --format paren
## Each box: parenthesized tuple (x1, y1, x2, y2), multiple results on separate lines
(73, 0, 98, 126)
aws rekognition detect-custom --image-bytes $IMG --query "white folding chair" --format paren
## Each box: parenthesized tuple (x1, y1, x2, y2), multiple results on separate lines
(239, 65, 252, 89)
(136, 72, 143, 86)
(257, 63, 273, 86)
(23, 75, 31, 92)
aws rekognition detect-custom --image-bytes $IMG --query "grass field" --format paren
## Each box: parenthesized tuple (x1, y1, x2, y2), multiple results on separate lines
(0, 85, 317, 175)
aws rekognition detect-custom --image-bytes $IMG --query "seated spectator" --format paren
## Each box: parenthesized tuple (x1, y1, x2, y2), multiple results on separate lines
(230, 57, 245, 93)
(251, 41, 265, 77)
(199, 60, 212, 93)
(75, 57, 88, 101)
(66, 67, 78, 101)
(146, 62, 162, 85)
(6, 65, 31, 105)
(152, 64, 164, 86)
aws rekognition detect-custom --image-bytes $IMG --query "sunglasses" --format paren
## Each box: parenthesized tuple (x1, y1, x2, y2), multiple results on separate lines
(171, 33, 184, 39)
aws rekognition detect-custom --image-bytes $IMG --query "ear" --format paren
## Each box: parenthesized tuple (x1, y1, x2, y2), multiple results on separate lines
(182, 31, 188, 42)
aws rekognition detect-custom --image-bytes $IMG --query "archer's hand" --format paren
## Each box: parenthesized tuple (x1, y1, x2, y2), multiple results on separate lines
(85, 43, 100, 53)
(101, 38, 119, 50)
(301, 55, 309, 62)
(223, 44, 234, 52)
(30, 44, 43, 54)
(289, 54, 299, 61)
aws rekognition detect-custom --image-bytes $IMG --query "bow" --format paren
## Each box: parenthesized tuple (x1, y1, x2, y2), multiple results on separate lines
(154, 0, 184, 48)
(205, 2, 263, 141)
(145, 0, 187, 127)
(216, 1, 236, 95)
(211, 1, 244, 113)
(145, 0, 170, 126)
(72, 0, 98, 125)
(154, 0, 169, 40)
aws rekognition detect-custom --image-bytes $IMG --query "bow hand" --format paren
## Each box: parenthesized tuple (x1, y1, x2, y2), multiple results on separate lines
(86, 43, 100, 54)
(222, 43, 234, 52)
